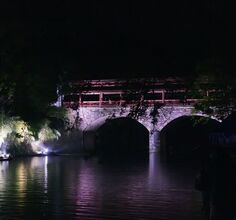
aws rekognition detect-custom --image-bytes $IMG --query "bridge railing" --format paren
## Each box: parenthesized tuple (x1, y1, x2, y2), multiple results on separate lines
(61, 78, 210, 109)
(63, 97, 201, 109)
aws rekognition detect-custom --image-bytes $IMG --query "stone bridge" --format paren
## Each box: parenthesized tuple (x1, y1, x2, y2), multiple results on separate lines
(60, 78, 220, 153)
(67, 106, 217, 152)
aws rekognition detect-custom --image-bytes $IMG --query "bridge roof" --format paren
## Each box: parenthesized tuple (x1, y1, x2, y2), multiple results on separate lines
(68, 77, 187, 93)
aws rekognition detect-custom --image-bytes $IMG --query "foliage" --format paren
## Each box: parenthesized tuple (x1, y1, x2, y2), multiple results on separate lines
(0, 61, 68, 135)
(191, 63, 236, 120)
(38, 121, 61, 142)
(0, 19, 68, 133)
(120, 78, 164, 125)
(0, 112, 61, 155)
(0, 73, 15, 112)
(1, 19, 66, 144)
(12, 120, 33, 144)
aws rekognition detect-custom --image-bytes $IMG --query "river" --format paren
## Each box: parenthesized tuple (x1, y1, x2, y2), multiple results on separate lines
(0, 154, 203, 220)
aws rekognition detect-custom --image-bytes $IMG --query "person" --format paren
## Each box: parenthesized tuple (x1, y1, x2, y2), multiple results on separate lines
(195, 147, 236, 220)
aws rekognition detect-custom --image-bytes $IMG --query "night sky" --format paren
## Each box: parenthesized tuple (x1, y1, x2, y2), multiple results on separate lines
(1, 1, 236, 79)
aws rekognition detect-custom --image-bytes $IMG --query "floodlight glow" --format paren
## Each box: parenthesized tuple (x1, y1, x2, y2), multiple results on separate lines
(43, 148, 49, 155)
(0, 152, 10, 160)
(31, 140, 50, 155)
(31, 140, 43, 154)
(38, 124, 61, 142)
(14, 120, 33, 143)
(0, 125, 12, 146)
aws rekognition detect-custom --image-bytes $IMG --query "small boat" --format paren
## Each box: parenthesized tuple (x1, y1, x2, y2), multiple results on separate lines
(0, 153, 13, 161)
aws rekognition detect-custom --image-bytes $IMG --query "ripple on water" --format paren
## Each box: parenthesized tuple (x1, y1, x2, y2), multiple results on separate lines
(0, 155, 203, 220)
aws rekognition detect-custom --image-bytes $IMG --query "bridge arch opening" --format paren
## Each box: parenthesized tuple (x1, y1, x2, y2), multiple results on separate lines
(83, 117, 149, 156)
(221, 112, 236, 132)
(160, 116, 221, 160)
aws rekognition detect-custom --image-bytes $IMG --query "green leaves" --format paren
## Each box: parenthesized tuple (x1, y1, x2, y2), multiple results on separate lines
(192, 65, 236, 119)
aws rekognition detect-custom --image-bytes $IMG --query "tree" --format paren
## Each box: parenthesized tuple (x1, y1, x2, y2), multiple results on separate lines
(0, 22, 67, 135)
(191, 62, 236, 120)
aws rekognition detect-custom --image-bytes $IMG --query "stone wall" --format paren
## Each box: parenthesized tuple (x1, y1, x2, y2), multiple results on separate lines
(64, 105, 216, 152)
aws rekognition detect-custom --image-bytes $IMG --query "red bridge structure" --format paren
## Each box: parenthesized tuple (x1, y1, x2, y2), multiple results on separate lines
(58, 77, 220, 153)
(62, 77, 206, 109)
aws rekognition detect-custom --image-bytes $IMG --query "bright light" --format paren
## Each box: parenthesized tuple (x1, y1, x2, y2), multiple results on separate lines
(31, 140, 45, 154)
(30, 123, 61, 155)
(14, 120, 33, 143)
(1, 115, 61, 156)
(0, 152, 10, 160)
(43, 148, 49, 154)
(31, 140, 50, 155)
(0, 125, 12, 146)
(38, 123, 61, 142)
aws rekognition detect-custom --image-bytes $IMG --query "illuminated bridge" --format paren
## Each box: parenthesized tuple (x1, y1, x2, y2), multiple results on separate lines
(59, 78, 219, 153)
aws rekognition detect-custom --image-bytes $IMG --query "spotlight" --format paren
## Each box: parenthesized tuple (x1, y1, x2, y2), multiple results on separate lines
(42, 148, 49, 155)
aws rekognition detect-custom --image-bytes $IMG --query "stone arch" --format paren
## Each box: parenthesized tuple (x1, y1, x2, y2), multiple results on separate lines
(156, 106, 220, 132)
(82, 116, 110, 151)
(159, 115, 221, 159)
(74, 106, 222, 153)
(82, 116, 149, 154)
(221, 112, 236, 132)
(146, 106, 219, 152)
(159, 113, 220, 131)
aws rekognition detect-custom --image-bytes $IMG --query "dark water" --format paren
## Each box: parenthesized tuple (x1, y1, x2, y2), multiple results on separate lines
(0, 154, 203, 220)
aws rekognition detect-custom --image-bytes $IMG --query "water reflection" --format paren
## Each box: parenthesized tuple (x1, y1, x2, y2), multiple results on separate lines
(148, 152, 160, 188)
(44, 156, 48, 193)
(0, 161, 9, 191)
(16, 163, 27, 201)
(75, 160, 100, 215)
(0, 155, 203, 219)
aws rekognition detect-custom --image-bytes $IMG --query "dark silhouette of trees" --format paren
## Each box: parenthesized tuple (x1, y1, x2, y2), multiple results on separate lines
(191, 61, 236, 120)
(0, 20, 67, 133)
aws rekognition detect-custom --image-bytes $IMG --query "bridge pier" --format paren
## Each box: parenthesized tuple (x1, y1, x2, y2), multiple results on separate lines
(149, 130, 160, 152)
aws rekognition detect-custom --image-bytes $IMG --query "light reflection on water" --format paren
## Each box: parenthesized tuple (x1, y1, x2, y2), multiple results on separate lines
(0, 154, 203, 220)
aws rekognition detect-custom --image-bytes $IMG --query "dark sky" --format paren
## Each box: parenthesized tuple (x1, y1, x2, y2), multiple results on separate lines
(1, 1, 235, 79)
